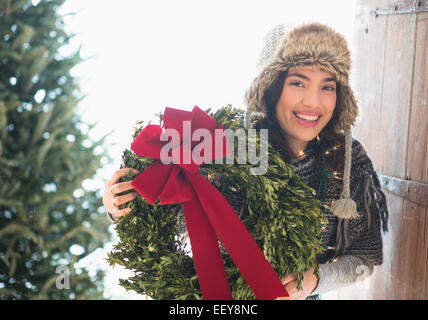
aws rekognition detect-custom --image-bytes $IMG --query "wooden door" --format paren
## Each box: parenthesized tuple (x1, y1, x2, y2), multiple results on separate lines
(325, 0, 428, 299)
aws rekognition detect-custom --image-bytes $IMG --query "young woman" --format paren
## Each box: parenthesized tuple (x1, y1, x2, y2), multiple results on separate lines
(103, 23, 389, 300)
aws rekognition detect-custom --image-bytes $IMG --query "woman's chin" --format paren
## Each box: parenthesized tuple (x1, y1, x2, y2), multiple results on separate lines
(296, 134, 319, 143)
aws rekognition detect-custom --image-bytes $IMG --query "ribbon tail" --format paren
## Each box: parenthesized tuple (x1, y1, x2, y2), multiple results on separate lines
(183, 194, 233, 300)
(185, 171, 288, 300)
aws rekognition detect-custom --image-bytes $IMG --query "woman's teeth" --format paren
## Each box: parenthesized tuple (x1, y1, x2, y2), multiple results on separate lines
(294, 113, 320, 121)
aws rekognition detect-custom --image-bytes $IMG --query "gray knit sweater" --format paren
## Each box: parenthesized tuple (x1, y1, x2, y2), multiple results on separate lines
(290, 138, 389, 296)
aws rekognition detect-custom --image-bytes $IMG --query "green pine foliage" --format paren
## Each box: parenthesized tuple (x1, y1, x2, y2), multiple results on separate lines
(108, 106, 327, 300)
(0, 0, 111, 299)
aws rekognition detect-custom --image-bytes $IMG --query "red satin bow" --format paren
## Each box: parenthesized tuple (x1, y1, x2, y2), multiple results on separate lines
(130, 106, 288, 300)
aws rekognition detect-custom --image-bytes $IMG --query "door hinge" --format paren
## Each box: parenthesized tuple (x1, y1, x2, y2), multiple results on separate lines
(374, 0, 428, 16)
(378, 174, 428, 207)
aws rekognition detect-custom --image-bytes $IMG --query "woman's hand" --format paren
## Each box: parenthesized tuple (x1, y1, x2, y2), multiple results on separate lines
(276, 267, 318, 300)
(103, 168, 140, 219)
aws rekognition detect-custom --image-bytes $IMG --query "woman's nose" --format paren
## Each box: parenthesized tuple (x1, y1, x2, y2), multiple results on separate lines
(302, 89, 321, 109)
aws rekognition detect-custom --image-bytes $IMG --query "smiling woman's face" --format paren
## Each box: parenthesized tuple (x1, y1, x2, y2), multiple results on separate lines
(275, 65, 337, 156)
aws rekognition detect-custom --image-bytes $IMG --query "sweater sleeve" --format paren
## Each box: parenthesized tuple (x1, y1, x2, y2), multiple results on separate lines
(311, 254, 373, 295)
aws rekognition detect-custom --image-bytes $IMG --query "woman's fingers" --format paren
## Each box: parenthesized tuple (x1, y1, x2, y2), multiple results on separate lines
(110, 180, 135, 195)
(284, 280, 298, 296)
(283, 280, 304, 300)
(103, 168, 140, 219)
(108, 168, 140, 185)
(282, 272, 297, 285)
(112, 207, 132, 218)
(112, 192, 138, 207)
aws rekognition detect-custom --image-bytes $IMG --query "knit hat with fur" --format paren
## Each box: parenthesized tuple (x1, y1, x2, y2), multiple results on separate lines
(245, 23, 359, 219)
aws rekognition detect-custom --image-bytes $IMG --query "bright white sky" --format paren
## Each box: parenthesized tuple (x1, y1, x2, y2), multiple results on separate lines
(58, 0, 357, 299)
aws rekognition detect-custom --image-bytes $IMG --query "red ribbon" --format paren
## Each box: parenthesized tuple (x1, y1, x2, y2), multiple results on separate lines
(130, 106, 288, 300)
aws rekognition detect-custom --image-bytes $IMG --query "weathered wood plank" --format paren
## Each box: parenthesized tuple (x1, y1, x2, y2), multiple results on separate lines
(378, 5, 417, 299)
(419, 11, 428, 301)
(379, 12, 416, 178)
(403, 10, 428, 299)
(396, 201, 426, 298)
(352, 0, 389, 171)
(406, 12, 428, 185)
(425, 206, 428, 298)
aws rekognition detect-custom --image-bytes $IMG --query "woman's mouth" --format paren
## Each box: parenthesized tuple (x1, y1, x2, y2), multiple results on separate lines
(293, 112, 321, 127)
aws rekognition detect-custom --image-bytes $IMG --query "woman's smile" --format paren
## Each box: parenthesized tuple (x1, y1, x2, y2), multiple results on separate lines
(293, 111, 322, 127)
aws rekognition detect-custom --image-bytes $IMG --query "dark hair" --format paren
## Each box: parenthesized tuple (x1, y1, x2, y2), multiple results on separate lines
(251, 70, 345, 172)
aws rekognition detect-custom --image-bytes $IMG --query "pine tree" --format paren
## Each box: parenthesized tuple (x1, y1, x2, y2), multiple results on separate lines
(0, 0, 111, 299)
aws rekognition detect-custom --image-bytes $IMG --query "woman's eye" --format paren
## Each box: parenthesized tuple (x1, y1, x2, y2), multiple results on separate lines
(290, 81, 304, 88)
(323, 86, 336, 92)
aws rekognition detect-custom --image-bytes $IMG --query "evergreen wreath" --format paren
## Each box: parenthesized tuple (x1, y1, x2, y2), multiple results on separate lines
(107, 105, 327, 300)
